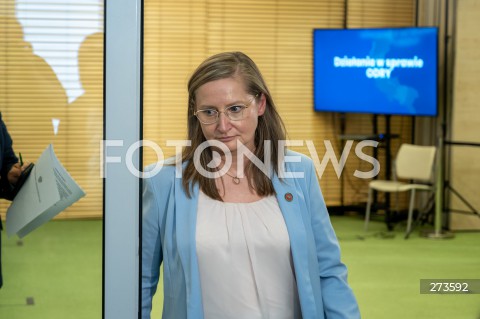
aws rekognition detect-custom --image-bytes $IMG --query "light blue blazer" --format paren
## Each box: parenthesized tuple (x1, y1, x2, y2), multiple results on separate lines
(142, 151, 360, 319)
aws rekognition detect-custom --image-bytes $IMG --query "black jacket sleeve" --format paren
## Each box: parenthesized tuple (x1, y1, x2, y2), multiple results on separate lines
(0, 113, 19, 200)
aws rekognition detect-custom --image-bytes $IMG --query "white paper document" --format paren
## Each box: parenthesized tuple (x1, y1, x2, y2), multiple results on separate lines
(6, 144, 86, 238)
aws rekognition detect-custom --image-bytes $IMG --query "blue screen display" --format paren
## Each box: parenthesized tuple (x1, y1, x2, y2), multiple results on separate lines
(313, 27, 438, 116)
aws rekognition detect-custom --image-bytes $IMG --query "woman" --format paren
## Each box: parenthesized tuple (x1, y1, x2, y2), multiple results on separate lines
(142, 52, 360, 319)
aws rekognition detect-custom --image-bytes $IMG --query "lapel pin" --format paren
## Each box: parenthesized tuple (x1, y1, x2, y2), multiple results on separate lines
(284, 192, 293, 202)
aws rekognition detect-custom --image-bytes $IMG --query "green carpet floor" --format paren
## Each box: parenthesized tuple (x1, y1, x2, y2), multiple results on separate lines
(0, 220, 102, 319)
(331, 216, 480, 319)
(0, 217, 479, 318)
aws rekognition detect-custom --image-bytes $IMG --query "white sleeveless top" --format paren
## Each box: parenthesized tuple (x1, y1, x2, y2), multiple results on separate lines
(196, 191, 302, 319)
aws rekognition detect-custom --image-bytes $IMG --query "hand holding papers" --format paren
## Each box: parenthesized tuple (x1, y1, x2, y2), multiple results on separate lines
(6, 144, 86, 238)
(9, 162, 34, 200)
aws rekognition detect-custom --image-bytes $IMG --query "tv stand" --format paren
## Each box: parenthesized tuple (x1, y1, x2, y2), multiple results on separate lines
(372, 115, 399, 229)
(332, 114, 399, 228)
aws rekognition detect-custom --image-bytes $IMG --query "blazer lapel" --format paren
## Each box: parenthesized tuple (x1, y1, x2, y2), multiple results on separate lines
(174, 179, 204, 318)
(272, 174, 317, 318)
(272, 174, 308, 265)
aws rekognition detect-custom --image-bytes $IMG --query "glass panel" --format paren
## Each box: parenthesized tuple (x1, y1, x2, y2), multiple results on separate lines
(141, 1, 346, 317)
(0, 1, 103, 318)
(141, 1, 417, 319)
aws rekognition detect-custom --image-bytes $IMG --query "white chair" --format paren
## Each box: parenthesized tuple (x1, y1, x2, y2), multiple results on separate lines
(364, 144, 437, 236)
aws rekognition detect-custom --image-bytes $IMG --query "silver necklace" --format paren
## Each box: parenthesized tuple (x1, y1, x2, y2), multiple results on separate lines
(224, 171, 241, 184)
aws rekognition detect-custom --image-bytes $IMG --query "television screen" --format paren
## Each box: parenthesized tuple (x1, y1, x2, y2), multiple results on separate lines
(313, 27, 438, 116)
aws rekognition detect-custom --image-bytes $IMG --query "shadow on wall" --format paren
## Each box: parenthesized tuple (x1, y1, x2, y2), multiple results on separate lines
(67, 32, 104, 217)
(1, 16, 104, 217)
(0, 16, 67, 162)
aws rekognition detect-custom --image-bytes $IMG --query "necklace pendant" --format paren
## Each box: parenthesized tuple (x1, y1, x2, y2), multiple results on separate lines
(232, 176, 241, 184)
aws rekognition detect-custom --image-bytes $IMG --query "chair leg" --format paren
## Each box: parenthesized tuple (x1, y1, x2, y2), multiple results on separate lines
(365, 187, 373, 232)
(406, 189, 416, 236)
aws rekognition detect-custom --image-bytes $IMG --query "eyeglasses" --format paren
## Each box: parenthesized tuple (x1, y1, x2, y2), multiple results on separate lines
(194, 93, 259, 125)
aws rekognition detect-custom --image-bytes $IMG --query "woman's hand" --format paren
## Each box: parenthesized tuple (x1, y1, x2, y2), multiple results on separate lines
(7, 162, 31, 185)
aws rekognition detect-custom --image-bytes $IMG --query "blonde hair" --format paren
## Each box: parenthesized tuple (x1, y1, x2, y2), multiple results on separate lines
(182, 52, 287, 200)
